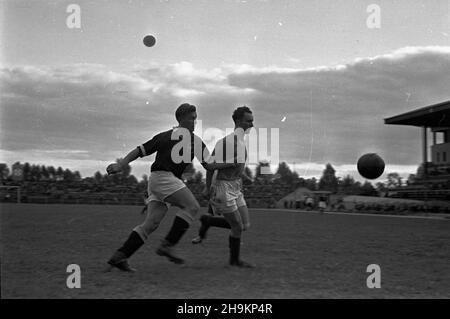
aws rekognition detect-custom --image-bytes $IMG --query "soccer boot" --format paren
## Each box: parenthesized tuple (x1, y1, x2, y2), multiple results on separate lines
(106, 251, 136, 272)
(230, 259, 255, 268)
(156, 240, 185, 264)
(191, 215, 210, 244)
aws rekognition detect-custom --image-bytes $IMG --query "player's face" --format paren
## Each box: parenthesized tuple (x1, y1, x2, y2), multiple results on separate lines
(179, 111, 197, 132)
(239, 112, 254, 134)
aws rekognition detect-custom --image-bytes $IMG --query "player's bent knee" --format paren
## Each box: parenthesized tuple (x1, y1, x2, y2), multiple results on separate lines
(230, 222, 243, 234)
(230, 228, 242, 238)
(133, 224, 152, 241)
(186, 203, 200, 216)
(144, 221, 160, 233)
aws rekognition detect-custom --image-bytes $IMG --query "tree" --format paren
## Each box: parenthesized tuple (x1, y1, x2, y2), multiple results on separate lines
(94, 171, 103, 183)
(359, 181, 376, 196)
(139, 174, 149, 190)
(193, 171, 203, 184)
(73, 171, 82, 181)
(56, 167, 64, 181)
(387, 172, 402, 188)
(23, 162, 31, 181)
(318, 163, 338, 193)
(63, 169, 74, 182)
(48, 166, 56, 180)
(276, 162, 295, 185)
(375, 182, 388, 197)
(292, 173, 305, 188)
(41, 166, 49, 180)
(0, 163, 10, 182)
(339, 175, 357, 194)
(305, 177, 317, 191)
(127, 174, 138, 185)
(182, 163, 195, 182)
(30, 164, 40, 181)
(407, 174, 416, 186)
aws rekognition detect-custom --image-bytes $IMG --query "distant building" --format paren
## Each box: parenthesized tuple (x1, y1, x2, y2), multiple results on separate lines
(276, 187, 314, 209)
(276, 188, 332, 209)
(384, 100, 450, 200)
(385, 100, 450, 175)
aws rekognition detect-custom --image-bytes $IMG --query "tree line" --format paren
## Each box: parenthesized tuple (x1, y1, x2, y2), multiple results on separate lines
(0, 160, 407, 196)
(0, 162, 81, 182)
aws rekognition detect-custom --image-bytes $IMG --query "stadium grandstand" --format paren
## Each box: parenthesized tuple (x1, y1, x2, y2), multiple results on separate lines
(384, 100, 450, 201)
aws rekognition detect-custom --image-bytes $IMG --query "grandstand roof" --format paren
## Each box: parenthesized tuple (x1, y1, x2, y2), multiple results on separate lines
(384, 100, 450, 127)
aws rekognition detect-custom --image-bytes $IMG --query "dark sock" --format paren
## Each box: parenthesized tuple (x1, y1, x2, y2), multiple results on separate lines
(199, 215, 230, 239)
(117, 231, 145, 258)
(209, 216, 231, 229)
(198, 215, 210, 238)
(207, 204, 214, 215)
(165, 216, 190, 246)
(229, 236, 241, 264)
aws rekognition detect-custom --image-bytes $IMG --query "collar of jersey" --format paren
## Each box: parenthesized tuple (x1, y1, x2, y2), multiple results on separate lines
(172, 126, 194, 136)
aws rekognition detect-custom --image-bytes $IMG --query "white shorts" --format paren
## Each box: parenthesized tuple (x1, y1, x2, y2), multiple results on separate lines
(210, 179, 246, 215)
(146, 171, 186, 205)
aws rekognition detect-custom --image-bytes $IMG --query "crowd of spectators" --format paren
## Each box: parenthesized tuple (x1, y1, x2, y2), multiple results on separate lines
(1, 161, 448, 210)
(1, 173, 299, 207)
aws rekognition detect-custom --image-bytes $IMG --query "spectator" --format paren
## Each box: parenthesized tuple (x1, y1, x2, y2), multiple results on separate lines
(305, 196, 313, 210)
(318, 196, 327, 214)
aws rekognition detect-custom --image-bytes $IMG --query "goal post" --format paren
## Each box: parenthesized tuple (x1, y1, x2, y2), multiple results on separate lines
(0, 185, 21, 203)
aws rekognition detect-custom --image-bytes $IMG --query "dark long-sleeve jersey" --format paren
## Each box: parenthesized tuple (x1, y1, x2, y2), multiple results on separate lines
(137, 128, 210, 180)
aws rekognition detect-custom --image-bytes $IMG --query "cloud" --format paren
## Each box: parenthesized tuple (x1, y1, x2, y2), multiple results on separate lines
(224, 46, 450, 166)
(1, 46, 449, 178)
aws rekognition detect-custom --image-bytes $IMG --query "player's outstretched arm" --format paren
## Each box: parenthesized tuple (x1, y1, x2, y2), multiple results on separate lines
(106, 148, 140, 175)
(197, 140, 238, 172)
(122, 148, 140, 165)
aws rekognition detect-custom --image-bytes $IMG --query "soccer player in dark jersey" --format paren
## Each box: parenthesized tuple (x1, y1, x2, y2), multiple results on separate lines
(192, 106, 255, 268)
(105, 103, 235, 272)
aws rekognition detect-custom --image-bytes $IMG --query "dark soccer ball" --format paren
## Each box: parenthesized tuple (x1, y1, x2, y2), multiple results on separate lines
(143, 35, 156, 47)
(357, 153, 385, 180)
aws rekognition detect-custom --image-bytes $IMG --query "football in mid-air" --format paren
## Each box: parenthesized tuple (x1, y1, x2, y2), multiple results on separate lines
(143, 35, 156, 47)
(357, 153, 385, 179)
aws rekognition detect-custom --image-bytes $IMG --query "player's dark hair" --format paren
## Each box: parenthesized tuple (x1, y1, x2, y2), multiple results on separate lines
(175, 103, 196, 122)
(232, 106, 252, 122)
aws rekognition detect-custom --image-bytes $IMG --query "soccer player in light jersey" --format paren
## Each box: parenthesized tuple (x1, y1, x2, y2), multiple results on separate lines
(193, 106, 255, 268)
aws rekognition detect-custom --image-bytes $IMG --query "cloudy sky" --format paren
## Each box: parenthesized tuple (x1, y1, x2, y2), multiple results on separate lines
(1, 0, 450, 181)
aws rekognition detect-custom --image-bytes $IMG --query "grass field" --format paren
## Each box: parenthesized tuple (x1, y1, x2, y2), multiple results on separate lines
(1, 203, 449, 299)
